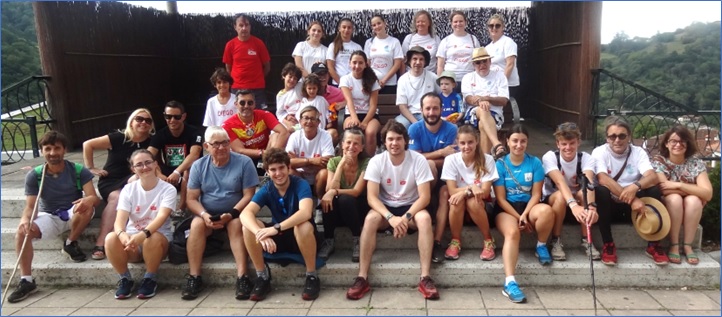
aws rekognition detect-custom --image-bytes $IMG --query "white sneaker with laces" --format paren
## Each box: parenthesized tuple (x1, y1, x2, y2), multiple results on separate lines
(581, 238, 601, 260)
(550, 237, 566, 261)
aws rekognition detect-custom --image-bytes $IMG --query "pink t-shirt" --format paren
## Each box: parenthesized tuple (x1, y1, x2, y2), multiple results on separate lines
(323, 85, 345, 105)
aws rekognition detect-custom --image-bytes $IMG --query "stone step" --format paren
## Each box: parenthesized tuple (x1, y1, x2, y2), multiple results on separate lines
(2, 248, 718, 289)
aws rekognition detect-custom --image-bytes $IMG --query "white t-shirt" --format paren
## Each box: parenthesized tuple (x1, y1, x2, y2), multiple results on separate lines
(542, 151, 596, 197)
(117, 179, 176, 238)
(364, 150, 434, 207)
(402, 33, 441, 73)
(364, 36, 404, 86)
(203, 94, 237, 127)
(339, 74, 381, 115)
(292, 41, 328, 73)
(326, 41, 364, 85)
(436, 33, 480, 81)
(591, 144, 653, 187)
(295, 96, 330, 129)
(441, 152, 499, 187)
(396, 70, 440, 114)
(485, 35, 519, 87)
(285, 129, 335, 181)
(461, 66, 510, 116)
(276, 84, 304, 120)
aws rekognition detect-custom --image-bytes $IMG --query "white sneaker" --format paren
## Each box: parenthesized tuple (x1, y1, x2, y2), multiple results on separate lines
(581, 238, 601, 260)
(550, 237, 566, 261)
(314, 208, 323, 225)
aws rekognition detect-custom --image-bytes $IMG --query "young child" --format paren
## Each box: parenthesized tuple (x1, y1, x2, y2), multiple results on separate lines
(203, 68, 236, 127)
(276, 63, 304, 133)
(437, 70, 464, 124)
(298, 74, 338, 142)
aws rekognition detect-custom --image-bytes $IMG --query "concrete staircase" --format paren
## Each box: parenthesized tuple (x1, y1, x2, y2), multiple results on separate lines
(2, 148, 719, 291)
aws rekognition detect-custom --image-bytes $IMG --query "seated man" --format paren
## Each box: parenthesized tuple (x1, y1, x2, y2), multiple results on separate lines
(241, 148, 320, 301)
(182, 126, 259, 300)
(9, 131, 100, 303)
(286, 106, 335, 197)
(347, 120, 440, 301)
(148, 100, 203, 216)
(461, 47, 509, 159)
(395, 46, 441, 128)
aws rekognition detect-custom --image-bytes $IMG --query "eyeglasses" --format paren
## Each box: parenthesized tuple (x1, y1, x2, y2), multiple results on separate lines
(300, 116, 318, 122)
(473, 59, 490, 65)
(278, 197, 289, 215)
(606, 133, 628, 141)
(133, 116, 153, 124)
(132, 160, 155, 169)
(206, 140, 230, 149)
(237, 100, 255, 107)
(557, 122, 577, 130)
(164, 114, 183, 121)
(488, 23, 502, 29)
(667, 139, 687, 146)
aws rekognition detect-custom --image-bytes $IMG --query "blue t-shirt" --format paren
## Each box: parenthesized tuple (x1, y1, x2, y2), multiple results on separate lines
(408, 120, 458, 153)
(439, 92, 464, 118)
(493, 154, 545, 203)
(25, 160, 94, 214)
(251, 175, 313, 223)
(187, 152, 259, 214)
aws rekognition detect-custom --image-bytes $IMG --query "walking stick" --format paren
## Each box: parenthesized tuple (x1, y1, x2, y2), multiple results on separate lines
(2, 164, 47, 305)
(579, 173, 597, 316)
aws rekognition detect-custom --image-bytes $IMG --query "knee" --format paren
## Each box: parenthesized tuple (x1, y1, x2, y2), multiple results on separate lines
(190, 217, 206, 233)
(364, 212, 383, 228)
(294, 221, 315, 238)
(684, 195, 704, 211)
(104, 232, 121, 248)
(316, 169, 328, 183)
(414, 211, 432, 227)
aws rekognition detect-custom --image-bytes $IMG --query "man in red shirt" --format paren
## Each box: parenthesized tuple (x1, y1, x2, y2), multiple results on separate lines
(223, 14, 271, 109)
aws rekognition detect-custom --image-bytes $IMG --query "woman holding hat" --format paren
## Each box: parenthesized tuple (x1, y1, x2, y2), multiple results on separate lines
(436, 11, 480, 87)
(652, 125, 712, 265)
(364, 14, 404, 94)
(485, 14, 520, 106)
(591, 115, 669, 266)
(293, 21, 328, 78)
(402, 10, 441, 73)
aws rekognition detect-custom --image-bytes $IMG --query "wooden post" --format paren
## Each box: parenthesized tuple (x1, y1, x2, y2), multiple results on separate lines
(166, 1, 178, 14)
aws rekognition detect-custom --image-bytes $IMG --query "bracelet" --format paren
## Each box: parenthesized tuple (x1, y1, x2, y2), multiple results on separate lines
(142, 228, 151, 238)
(116, 230, 125, 237)
(566, 198, 577, 206)
(569, 202, 579, 208)
(200, 211, 207, 217)
(334, 189, 339, 196)
(172, 170, 181, 176)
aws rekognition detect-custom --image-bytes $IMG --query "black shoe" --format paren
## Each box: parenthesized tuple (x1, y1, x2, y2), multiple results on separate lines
(235, 275, 253, 300)
(7, 279, 37, 303)
(114, 278, 134, 300)
(432, 241, 445, 263)
(62, 241, 87, 262)
(250, 276, 271, 301)
(137, 278, 158, 299)
(181, 275, 204, 300)
(301, 275, 321, 300)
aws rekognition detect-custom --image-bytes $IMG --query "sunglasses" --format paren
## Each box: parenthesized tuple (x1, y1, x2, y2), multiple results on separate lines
(206, 140, 230, 149)
(133, 116, 153, 124)
(473, 60, 490, 65)
(132, 160, 155, 169)
(488, 23, 502, 29)
(237, 100, 255, 107)
(164, 114, 183, 121)
(606, 133, 628, 141)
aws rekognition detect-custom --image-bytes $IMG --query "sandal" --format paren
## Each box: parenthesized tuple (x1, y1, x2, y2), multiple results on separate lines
(91, 246, 106, 260)
(683, 243, 699, 265)
(667, 243, 682, 264)
(492, 143, 507, 160)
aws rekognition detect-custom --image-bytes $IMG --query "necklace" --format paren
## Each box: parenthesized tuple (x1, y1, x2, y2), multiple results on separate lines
(238, 113, 255, 136)
(408, 71, 427, 91)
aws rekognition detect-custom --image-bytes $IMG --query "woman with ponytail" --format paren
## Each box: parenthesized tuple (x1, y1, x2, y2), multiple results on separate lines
(293, 21, 328, 78)
(326, 18, 363, 86)
(339, 50, 381, 156)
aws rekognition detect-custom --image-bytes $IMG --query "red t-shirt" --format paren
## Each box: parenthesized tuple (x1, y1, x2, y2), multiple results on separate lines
(222, 36, 270, 90)
(222, 110, 279, 149)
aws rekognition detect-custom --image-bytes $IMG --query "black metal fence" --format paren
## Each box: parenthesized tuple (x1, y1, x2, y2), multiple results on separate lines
(1, 75, 55, 164)
(590, 69, 720, 161)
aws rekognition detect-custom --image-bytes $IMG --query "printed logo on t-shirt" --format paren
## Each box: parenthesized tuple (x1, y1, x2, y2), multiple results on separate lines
(165, 145, 186, 167)
(196, 136, 202, 143)
(524, 173, 533, 182)
(400, 180, 407, 185)
(135, 206, 141, 213)
(383, 45, 391, 52)
(426, 45, 433, 49)
(386, 178, 392, 184)
(248, 49, 257, 56)
(150, 204, 157, 211)
(301, 151, 306, 157)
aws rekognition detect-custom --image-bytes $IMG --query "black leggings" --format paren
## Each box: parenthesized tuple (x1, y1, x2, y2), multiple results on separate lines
(321, 194, 368, 239)
(595, 185, 662, 243)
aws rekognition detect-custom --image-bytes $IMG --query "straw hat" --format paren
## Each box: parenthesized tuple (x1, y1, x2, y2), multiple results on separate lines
(471, 47, 493, 61)
(632, 197, 671, 241)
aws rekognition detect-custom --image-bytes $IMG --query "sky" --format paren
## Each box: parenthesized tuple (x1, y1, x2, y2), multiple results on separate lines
(122, 1, 721, 44)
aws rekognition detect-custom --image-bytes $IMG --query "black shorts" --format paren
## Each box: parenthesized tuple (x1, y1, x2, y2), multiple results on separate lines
(489, 200, 527, 227)
(263, 221, 316, 253)
(541, 195, 581, 224)
(355, 113, 380, 123)
(382, 204, 417, 235)
(97, 175, 132, 201)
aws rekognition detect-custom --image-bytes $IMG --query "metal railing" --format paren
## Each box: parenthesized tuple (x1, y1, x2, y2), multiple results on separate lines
(1, 75, 55, 164)
(590, 69, 720, 162)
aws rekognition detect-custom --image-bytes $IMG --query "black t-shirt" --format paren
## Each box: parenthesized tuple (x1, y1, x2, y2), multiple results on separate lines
(102, 131, 151, 181)
(149, 124, 203, 171)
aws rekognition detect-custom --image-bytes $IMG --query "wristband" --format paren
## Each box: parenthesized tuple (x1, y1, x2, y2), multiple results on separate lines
(385, 213, 393, 221)
(200, 211, 207, 217)
(172, 170, 181, 176)
(566, 198, 577, 206)
(116, 230, 125, 237)
(143, 229, 151, 238)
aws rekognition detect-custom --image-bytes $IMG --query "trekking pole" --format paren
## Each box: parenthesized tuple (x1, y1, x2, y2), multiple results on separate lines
(580, 173, 597, 316)
(2, 163, 47, 306)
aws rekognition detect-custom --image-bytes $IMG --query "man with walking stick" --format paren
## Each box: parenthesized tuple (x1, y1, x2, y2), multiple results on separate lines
(6, 131, 100, 303)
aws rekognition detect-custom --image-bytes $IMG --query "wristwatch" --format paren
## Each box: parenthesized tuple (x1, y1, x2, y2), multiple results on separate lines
(273, 223, 282, 233)
(633, 181, 643, 192)
(589, 202, 598, 208)
(404, 212, 413, 221)
(142, 229, 151, 238)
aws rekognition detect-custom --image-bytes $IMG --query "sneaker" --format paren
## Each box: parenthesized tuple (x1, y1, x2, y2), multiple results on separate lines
(601, 242, 617, 266)
(351, 237, 360, 263)
(645, 243, 670, 266)
(432, 241, 445, 263)
(481, 239, 496, 261)
(549, 237, 566, 261)
(346, 276, 370, 300)
(301, 275, 321, 300)
(535, 245, 553, 265)
(581, 238, 601, 260)
(7, 279, 37, 303)
(502, 281, 527, 303)
(318, 239, 335, 261)
(444, 239, 461, 260)
(417, 276, 440, 300)
(235, 275, 253, 300)
(62, 241, 87, 262)
(136, 278, 157, 299)
(114, 278, 134, 299)
(250, 276, 272, 301)
(181, 275, 204, 300)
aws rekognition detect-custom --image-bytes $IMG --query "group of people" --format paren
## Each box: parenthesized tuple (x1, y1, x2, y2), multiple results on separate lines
(8, 9, 712, 307)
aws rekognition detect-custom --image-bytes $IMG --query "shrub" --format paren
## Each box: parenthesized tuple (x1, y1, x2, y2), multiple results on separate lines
(701, 164, 720, 242)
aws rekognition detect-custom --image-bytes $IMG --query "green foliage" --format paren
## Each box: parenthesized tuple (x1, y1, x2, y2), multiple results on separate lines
(701, 165, 720, 242)
(1, 2, 41, 89)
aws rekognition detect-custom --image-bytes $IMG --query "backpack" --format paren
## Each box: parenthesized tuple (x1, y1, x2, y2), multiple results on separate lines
(168, 216, 226, 264)
(35, 161, 84, 191)
(549, 151, 583, 189)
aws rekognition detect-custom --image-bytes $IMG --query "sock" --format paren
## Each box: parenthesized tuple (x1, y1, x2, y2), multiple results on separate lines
(65, 239, 73, 246)
(20, 275, 33, 283)
(306, 271, 318, 278)
(505, 276, 516, 286)
(257, 269, 269, 281)
(143, 272, 157, 281)
(119, 271, 132, 280)
(537, 241, 546, 248)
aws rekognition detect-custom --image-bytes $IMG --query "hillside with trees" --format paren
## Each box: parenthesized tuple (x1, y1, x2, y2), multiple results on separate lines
(1, 2, 41, 89)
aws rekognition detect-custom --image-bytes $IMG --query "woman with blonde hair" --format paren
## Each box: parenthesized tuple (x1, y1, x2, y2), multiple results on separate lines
(293, 21, 328, 78)
(402, 10, 441, 73)
(83, 108, 155, 260)
(436, 10, 480, 88)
